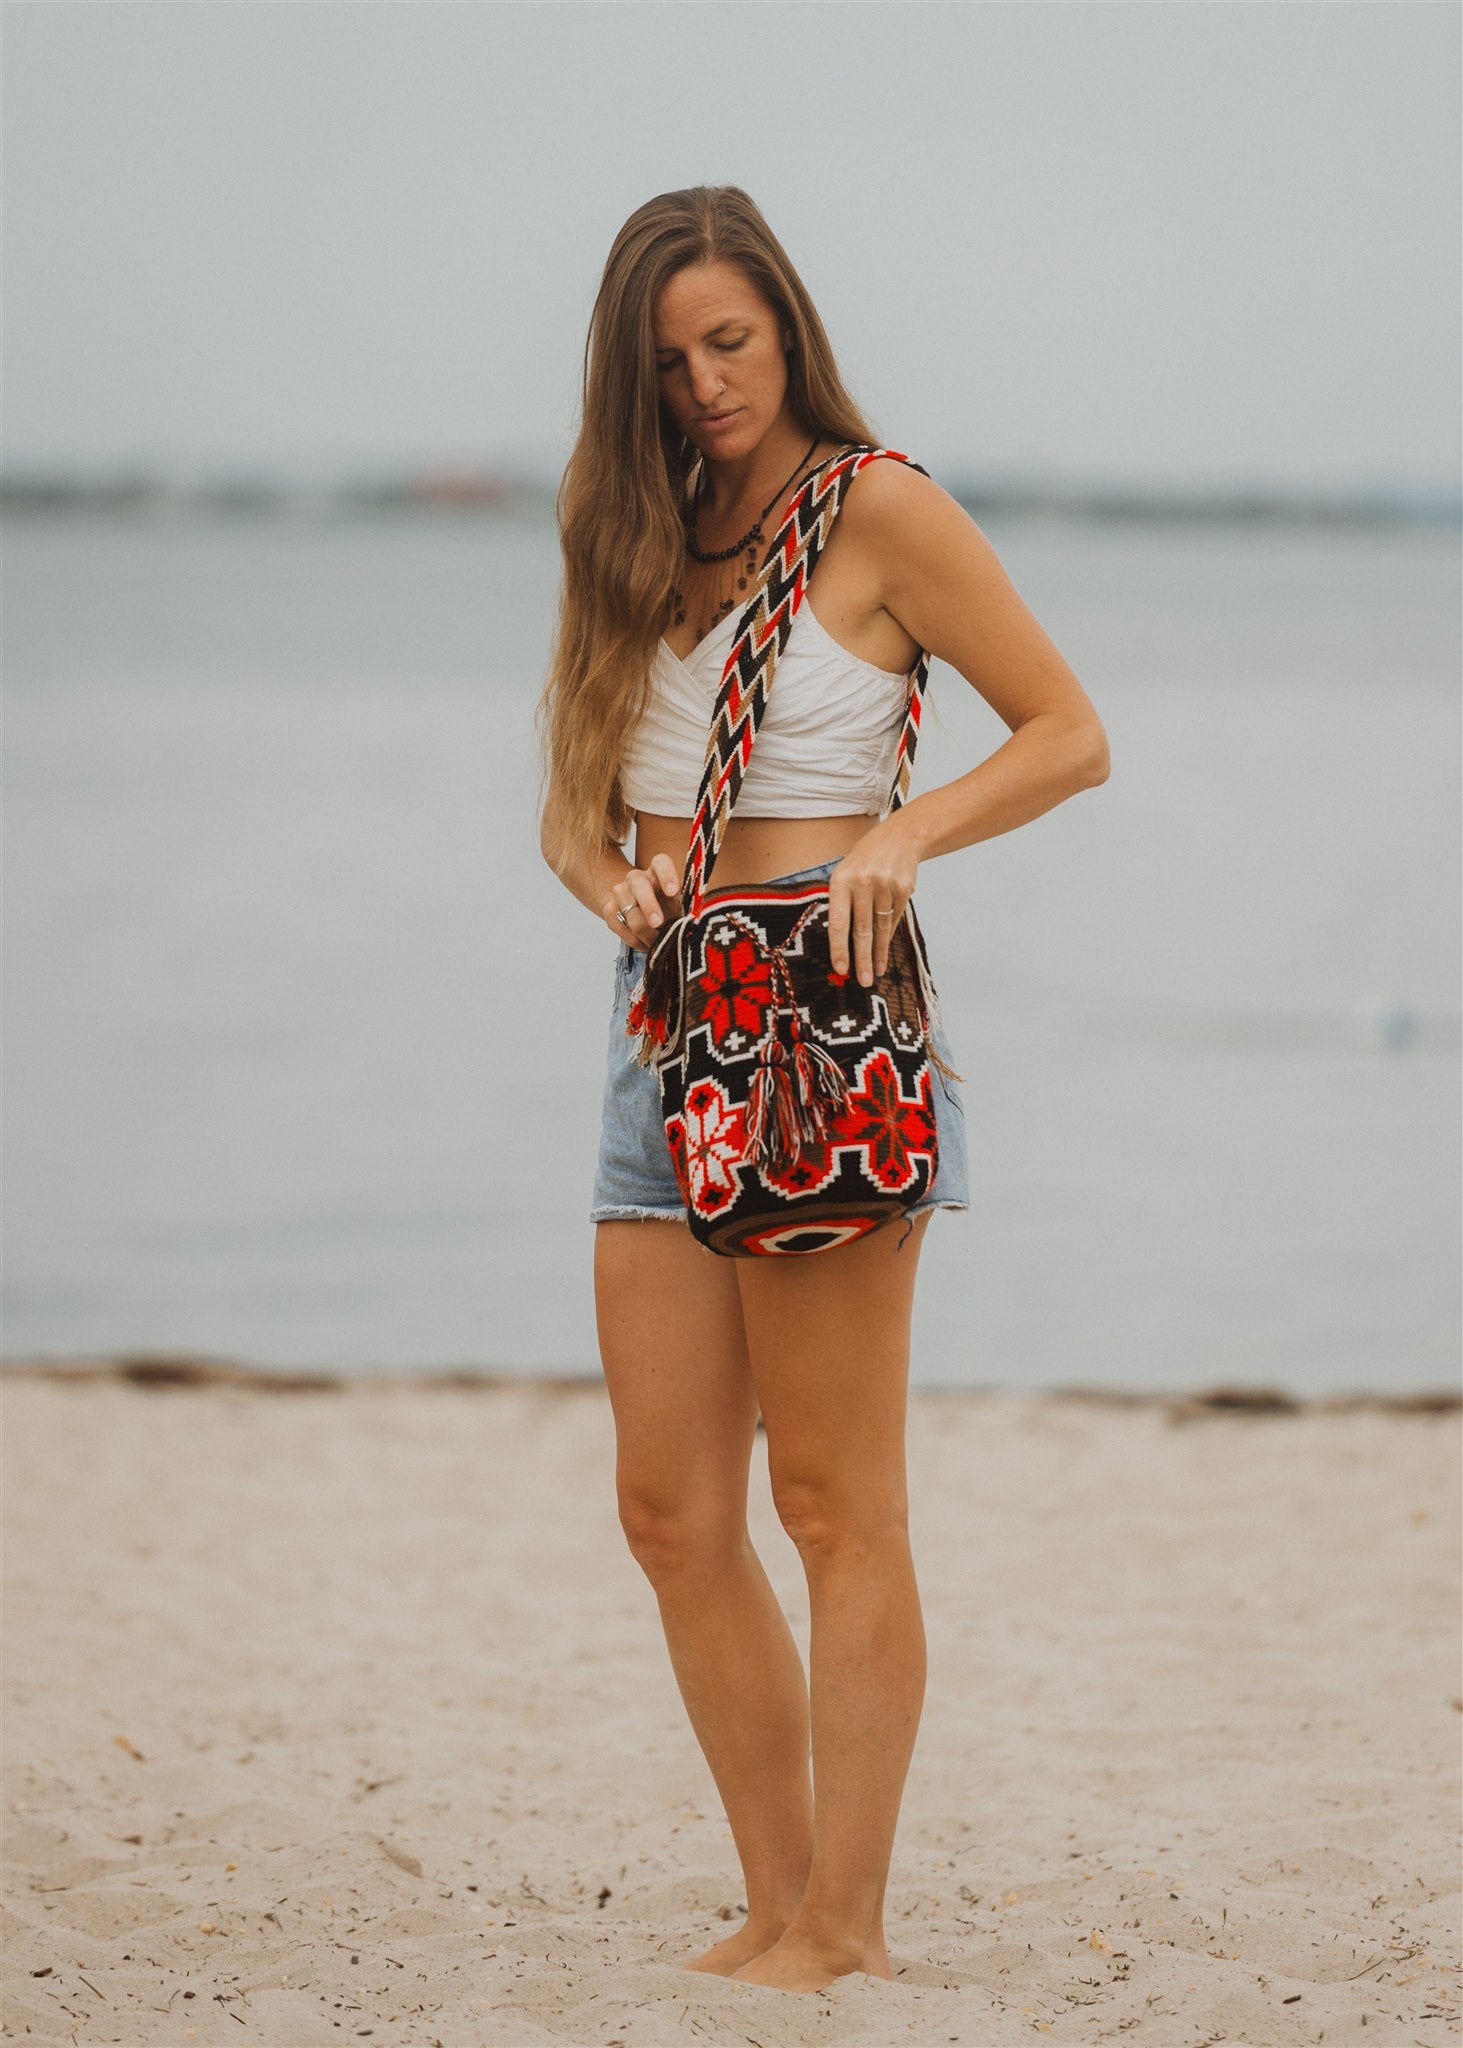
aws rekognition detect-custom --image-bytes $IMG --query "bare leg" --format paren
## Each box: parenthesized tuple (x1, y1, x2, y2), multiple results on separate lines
(729, 1210, 932, 1992)
(594, 1220, 814, 1970)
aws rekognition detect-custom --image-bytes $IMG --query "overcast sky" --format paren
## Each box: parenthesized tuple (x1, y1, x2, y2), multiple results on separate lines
(3, 1, 1458, 491)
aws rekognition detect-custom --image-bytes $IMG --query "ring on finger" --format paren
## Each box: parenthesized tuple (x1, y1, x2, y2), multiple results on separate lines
(615, 904, 631, 927)
(874, 905, 897, 919)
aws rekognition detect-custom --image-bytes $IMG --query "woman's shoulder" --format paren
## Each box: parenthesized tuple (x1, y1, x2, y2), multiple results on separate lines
(836, 446, 964, 543)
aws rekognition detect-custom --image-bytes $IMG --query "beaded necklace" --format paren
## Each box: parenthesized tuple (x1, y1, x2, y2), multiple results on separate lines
(671, 434, 820, 643)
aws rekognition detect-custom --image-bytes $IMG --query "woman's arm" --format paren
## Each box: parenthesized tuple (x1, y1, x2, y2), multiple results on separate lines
(826, 460, 1111, 982)
(539, 779, 679, 949)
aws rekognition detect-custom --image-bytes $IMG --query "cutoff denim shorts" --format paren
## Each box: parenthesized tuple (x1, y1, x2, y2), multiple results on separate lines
(590, 857, 970, 1226)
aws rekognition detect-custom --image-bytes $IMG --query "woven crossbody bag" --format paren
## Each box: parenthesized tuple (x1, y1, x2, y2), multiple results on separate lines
(626, 443, 956, 1258)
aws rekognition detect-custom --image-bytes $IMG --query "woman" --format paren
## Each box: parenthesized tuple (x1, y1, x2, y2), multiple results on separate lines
(538, 185, 1108, 1995)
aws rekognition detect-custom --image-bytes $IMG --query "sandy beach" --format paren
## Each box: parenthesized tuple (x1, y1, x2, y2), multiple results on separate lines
(1, 1365, 1458, 2047)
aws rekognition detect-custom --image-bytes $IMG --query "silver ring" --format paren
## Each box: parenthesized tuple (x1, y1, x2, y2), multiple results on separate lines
(874, 906, 897, 919)
(615, 905, 630, 927)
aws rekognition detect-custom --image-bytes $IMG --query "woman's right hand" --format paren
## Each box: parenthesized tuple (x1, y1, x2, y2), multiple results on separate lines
(602, 853, 681, 950)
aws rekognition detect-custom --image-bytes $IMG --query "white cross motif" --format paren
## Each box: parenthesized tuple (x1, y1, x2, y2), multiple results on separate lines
(725, 1031, 745, 1049)
(832, 1014, 858, 1032)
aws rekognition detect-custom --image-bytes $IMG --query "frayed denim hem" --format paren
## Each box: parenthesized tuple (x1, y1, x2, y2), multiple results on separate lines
(592, 1199, 966, 1240)
(896, 1197, 969, 1247)
(591, 1206, 690, 1225)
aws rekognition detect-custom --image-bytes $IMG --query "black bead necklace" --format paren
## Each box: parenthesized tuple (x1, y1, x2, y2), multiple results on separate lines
(671, 434, 821, 641)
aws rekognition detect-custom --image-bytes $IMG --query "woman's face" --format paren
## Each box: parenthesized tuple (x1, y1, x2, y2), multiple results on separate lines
(652, 260, 793, 465)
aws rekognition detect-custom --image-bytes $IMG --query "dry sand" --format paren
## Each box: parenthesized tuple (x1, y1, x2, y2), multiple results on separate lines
(1, 1366, 1458, 2047)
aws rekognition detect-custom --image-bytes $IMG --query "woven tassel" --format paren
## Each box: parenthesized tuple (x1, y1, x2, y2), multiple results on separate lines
(790, 1038, 850, 1130)
(626, 912, 692, 1068)
(745, 1040, 804, 1173)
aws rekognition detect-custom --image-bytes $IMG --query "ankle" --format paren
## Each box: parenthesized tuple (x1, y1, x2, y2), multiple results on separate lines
(742, 1902, 799, 1941)
(790, 1894, 886, 1954)
(778, 1913, 868, 1965)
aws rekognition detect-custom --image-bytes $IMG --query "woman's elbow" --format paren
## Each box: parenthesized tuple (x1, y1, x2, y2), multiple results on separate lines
(1076, 719, 1111, 788)
(538, 792, 570, 877)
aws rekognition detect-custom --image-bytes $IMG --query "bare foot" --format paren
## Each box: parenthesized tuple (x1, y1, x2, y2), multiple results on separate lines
(731, 1928, 887, 1992)
(681, 1919, 788, 1975)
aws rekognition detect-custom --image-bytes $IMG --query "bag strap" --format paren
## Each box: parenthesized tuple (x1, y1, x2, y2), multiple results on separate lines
(680, 443, 932, 917)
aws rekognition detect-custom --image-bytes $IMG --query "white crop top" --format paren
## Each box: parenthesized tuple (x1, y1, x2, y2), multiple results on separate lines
(619, 598, 914, 819)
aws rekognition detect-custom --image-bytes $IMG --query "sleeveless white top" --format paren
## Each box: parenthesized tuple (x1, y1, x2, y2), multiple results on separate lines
(620, 599, 913, 819)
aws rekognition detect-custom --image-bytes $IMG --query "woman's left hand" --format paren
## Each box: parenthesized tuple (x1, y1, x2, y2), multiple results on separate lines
(826, 825, 922, 986)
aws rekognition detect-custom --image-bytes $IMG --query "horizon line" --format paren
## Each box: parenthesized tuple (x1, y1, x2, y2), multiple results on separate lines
(3, 461, 1458, 527)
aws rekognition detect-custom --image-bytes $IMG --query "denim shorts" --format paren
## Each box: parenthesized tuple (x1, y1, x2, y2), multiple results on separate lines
(590, 857, 970, 1225)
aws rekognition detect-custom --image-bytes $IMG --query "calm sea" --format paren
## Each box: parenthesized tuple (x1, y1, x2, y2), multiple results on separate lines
(3, 510, 1458, 1393)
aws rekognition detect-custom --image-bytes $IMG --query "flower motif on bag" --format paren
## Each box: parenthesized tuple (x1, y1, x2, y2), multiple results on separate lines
(755, 1049, 936, 1201)
(679, 1078, 748, 1215)
(840, 1050, 937, 1193)
(693, 934, 776, 1050)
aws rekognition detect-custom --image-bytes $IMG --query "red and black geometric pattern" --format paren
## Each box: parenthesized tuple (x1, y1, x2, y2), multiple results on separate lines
(679, 445, 932, 921)
(628, 444, 952, 1259)
(655, 881, 941, 1256)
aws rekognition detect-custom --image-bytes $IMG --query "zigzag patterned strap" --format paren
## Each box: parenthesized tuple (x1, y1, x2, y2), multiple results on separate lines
(681, 444, 932, 918)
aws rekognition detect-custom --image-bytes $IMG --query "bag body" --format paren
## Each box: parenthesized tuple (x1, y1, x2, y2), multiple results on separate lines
(628, 444, 953, 1259)
(657, 874, 945, 1255)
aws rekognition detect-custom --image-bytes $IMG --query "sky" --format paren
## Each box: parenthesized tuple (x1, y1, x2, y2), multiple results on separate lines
(3, 1, 1459, 493)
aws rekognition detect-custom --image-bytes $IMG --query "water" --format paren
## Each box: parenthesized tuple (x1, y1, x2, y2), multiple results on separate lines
(3, 510, 1458, 1392)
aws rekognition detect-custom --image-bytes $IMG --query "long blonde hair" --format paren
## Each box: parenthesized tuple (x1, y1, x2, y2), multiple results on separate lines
(537, 185, 876, 877)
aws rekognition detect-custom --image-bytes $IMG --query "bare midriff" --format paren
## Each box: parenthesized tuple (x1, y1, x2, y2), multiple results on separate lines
(631, 811, 878, 893)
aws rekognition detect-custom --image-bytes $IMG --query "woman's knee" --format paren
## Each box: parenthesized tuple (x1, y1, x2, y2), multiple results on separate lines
(767, 1465, 910, 1562)
(616, 1482, 746, 1583)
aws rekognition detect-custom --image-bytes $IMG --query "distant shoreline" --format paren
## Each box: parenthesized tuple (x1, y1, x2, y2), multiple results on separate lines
(2, 1352, 1457, 1416)
(2, 467, 1458, 529)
